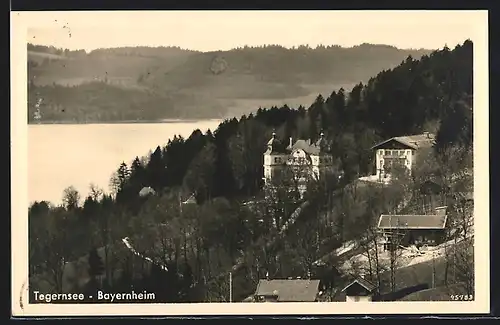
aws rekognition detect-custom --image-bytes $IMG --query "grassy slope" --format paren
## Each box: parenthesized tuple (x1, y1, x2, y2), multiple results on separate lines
(400, 282, 470, 301)
(28, 50, 193, 88)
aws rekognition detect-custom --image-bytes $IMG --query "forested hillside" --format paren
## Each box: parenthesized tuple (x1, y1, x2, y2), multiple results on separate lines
(27, 43, 431, 122)
(28, 40, 473, 302)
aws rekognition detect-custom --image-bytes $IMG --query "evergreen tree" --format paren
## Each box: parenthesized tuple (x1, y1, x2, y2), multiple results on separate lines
(147, 146, 165, 191)
(85, 247, 105, 300)
(88, 247, 105, 279)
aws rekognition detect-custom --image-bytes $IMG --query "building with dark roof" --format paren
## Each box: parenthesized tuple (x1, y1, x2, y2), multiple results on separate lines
(341, 276, 378, 302)
(253, 279, 321, 302)
(377, 206, 448, 250)
(263, 132, 334, 195)
(367, 132, 436, 182)
(253, 279, 320, 302)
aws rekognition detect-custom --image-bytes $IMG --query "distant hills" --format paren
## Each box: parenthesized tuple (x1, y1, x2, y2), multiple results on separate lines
(27, 43, 433, 123)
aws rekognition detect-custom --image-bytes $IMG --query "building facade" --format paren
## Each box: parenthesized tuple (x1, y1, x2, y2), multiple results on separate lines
(369, 132, 436, 182)
(341, 277, 377, 302)
(263, 132, 334, 194)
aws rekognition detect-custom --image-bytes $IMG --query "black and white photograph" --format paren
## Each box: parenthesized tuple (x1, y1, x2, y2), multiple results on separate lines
(11, 10, 489, 316)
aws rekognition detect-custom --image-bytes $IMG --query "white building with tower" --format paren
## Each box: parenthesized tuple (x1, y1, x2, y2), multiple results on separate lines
(263, 131, 335, 195)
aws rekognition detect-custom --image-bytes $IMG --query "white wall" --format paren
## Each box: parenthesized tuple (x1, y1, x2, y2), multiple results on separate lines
(346, 295, 373, 302)
(375, 148, 415, 178)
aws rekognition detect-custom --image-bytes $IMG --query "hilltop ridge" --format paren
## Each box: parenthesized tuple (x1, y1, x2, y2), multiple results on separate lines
(27, 43, 432, 123)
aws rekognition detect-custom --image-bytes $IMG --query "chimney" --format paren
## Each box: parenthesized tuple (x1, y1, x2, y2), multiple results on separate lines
(424, 131, 430, 139)
(435, 206, 447, 216)
(289, 137, 293, 148)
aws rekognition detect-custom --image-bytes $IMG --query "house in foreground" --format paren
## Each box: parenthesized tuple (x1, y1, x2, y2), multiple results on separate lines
(377, 206, 448, 250)
(341, 277, 378, 302)
(252, 279, 321, 302)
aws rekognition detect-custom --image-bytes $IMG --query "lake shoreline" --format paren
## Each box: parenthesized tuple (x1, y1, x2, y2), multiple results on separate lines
(28, 120, 224, 205)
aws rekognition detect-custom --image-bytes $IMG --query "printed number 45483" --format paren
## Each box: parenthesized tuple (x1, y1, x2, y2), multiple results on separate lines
(450, 294, 474, 301)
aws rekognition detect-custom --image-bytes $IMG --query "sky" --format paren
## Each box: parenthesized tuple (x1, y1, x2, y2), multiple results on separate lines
(19, 10, 487, 53)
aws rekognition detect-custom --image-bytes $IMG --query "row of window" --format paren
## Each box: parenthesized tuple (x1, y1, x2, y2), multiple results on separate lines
(379, 158, 410, 167)
(379, 149, 412, 156)
(272, 156, 333, 164)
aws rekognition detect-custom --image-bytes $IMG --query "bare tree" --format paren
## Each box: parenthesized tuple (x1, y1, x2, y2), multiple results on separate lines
(62, 186, 80, 210)
(262, 165, 301, 231)
(359, 225, 383, 290)
(449, 171, 474, 295)
(387, 223, 406, 293)
(35, 209, 73, 293)
(89, 183, 104, 201)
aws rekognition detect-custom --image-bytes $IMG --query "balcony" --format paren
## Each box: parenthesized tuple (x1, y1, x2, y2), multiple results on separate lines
(383, 154, 408, 159)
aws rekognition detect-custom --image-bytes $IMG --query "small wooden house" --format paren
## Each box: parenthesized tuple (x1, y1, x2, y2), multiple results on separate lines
(341, 277, 377, 302)
(377, 207, 448, 250)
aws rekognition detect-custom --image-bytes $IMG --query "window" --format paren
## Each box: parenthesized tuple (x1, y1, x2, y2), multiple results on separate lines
(354, 296, 360, 302)
(274, 157, 280, 164)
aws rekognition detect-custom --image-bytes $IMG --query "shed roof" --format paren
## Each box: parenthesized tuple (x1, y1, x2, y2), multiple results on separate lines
(377, 214, 447, 229)
(255, 279, 320, 302)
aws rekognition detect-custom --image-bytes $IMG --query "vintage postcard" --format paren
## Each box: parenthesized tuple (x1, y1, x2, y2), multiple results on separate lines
(11, 10, 489, 317)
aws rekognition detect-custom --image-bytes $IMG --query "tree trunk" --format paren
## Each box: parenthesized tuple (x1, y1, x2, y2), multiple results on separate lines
(444, 243, 449, 286)
(365, 241, 373, 279)
(372, 230, 382, 290)
(183, 229, 188, 265)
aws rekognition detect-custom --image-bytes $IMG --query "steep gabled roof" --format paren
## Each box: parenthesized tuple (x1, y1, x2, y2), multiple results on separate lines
(341, 277, 377, 293)
(264, 133, 289, 155)
(377, 214, 447, 229)
(255, 279, 320, 302)
(290, 138, 331, 156)
(371, 133, 436, 150)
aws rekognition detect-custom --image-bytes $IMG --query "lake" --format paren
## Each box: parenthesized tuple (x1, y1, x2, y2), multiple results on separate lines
(28, 120, 222, 206)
